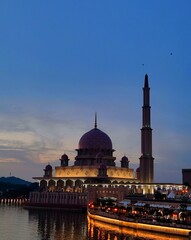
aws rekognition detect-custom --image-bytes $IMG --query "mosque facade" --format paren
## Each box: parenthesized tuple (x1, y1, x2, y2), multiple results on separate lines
(32, 75, 183, 201)
(34, 122, 139, 193)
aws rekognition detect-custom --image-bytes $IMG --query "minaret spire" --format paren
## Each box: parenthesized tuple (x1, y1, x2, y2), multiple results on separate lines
(144, 74, 149, 88)
(139, 74, 154, 191)
(143, 74, 150, 126)
(94, 112, 97, 128)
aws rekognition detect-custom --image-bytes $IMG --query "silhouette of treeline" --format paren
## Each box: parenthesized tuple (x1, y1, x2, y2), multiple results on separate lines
(0, 177, 38, 199)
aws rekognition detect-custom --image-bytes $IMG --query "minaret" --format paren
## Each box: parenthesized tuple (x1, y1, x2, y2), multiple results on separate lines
(95, 112, 97, 128)
(139, 74, 154, 185)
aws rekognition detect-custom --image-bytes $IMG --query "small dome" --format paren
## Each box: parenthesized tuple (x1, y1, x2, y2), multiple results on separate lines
(99, 163, 107, 169)
(61, 154, 69, 160)
(121, 156, 129, 161)
(96, 152, 104, 159)
(78, 127, 112, 150)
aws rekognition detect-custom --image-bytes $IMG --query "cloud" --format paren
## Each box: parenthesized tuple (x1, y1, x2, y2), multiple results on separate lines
(0, 157, 22, 163)
(0, 131, 41, 149)
(0, 95, 190, 184)
(0, 105, 82, 168)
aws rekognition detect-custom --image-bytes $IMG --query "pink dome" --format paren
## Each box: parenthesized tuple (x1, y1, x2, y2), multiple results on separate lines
(78, 128, 112, 150)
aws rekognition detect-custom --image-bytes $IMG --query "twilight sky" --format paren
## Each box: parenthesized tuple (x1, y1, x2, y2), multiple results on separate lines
(0, 1, 191, 183)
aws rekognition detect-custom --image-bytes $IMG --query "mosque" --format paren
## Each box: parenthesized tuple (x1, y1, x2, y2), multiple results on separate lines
(31, 75, 183, 206)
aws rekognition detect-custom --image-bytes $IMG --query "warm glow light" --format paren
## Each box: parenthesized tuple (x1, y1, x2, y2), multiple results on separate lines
(88, 211, 191, 239)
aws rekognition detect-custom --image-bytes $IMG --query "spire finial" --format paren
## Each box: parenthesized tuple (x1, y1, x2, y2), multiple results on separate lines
(94, 112, 97, 128)
(144, 74, 149, 88)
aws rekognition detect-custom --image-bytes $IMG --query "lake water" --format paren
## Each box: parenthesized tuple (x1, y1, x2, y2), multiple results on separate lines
(0, 205, 189, 240)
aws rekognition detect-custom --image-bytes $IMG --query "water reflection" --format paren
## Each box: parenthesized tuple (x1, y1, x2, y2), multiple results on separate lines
(87, 216, 189, 240)
(29, 209, 189, 240)
(0, 206, 189, 240)
(28, 209, 87, 240)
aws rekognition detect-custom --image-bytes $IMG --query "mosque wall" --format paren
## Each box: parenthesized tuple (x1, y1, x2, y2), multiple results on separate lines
(28, 191, 87, 207)
(107, 167, 134, 179)
(55, 166, 134, 179)
(55, 166, 99, 178)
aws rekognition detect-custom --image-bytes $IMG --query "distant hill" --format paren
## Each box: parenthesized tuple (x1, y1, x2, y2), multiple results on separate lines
(0, 176, 32, 186)
(0, 177, 38, 198)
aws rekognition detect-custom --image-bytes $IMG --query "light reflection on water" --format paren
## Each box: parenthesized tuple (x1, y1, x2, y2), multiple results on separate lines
(0, 206, 189, 240)
(0, 205, 87, 240)
(87, 216, 189, 240)
(28, 208, 87, 240)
